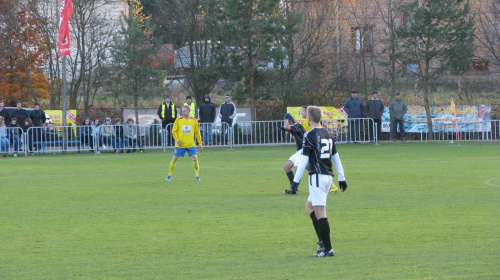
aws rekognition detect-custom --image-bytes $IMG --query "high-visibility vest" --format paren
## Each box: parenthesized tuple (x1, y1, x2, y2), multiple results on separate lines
(161, 102, 176, 118)
(183, 102, 196, 118)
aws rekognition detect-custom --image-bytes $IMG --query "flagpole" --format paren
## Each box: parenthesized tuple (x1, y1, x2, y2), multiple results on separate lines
(62, 56, 68, 153)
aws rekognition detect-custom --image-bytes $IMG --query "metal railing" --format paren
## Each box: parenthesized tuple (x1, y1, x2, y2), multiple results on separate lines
(1, 119, 498, 157)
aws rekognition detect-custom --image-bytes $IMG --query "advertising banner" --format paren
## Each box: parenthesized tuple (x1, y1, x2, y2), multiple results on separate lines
(45, 110, 77, 126)
(381, 105, 491, 133)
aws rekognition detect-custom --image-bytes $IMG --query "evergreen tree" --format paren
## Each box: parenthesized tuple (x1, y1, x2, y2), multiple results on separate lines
(395, 0, 475, 139)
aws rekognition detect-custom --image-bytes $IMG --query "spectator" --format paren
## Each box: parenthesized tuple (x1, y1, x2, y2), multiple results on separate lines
(219, 94, 236, 144)
(198, 94, 216, 145)
(79, 118, 95, 152)
(22, 118, 34, 156)
(389, 92, 408, 142)
(114, 118, 124, 153)
(11, 101, 29, 128)
(344, 90, 365, 143)
(0, 101, 10, 125)
(91, 118, 101, 154)
(0, 116, 9, 157)
(101, 117, 115, 150)
(123, 118, 138, 153)
(219, 94, 237, 127)
(366, 91, 385, 142)
(8, 117, 21, 157)
(30, 103, 46, 151)
(157, 95, 177, 146)
(184, 95, 196, 118)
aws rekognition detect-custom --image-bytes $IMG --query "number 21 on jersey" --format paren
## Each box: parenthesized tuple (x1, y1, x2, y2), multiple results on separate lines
(320, 139, 333, 158)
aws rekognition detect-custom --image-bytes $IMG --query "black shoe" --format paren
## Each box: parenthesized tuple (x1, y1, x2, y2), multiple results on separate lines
(313, 248, 334, 257)
(284, 188, 298, 195)
(126, 150, 131, 153)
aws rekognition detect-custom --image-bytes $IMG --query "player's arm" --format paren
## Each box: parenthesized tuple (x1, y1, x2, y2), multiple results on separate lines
(194, 120, 203, 149)
(332, 152, 348, 191)
(172, 120, 180, 143)
(292, 154, 309, 184)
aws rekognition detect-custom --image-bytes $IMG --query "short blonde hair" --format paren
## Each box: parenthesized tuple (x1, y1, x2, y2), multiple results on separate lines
(307, 106, 323, 123)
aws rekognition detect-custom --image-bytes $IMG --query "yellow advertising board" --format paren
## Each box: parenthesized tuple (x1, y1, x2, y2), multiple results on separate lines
(286, 107, 347, 121)
(45, 110, 78, 126)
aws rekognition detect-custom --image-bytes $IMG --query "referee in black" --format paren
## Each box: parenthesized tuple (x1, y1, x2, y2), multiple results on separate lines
(290, 106, 348, 257)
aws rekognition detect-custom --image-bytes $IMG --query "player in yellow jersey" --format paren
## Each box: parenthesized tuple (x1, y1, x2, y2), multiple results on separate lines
(166, 105, 203, 182)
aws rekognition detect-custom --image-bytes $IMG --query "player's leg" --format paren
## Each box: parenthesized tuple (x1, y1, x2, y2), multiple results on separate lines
(306, 200, 323, 253)
(309, 175, 334, 257)
(188, 147, 200, 181)
(167, 148, 184, 181)
(284, 160, 294, 185)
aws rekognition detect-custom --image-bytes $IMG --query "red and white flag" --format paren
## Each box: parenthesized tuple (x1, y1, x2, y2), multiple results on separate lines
(58, 0, 73, 56)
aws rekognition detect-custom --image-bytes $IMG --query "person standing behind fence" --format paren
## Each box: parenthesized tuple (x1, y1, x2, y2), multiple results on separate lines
(30, 103, 46, 152)
(389, 92, 407, 142)
(157, 95, 177, 146)
(11, 102, 28, 128)
(344, 91, 365, 143)
(123, 118, 138, 153)
(219, 94, 236, 144)
(198, 95, 216, 145)
(22, 118, 34, 155)
(101, 117, 114, 150)
(0, 116, 9, 157)
(366, 91, 385, 142)
(79, 118, 95, 153)
(184, 96, 196, 118)
(8, 117, 21, 157)
(114, 118, 124, 153)
(91, 118, 102, 154)
(0, 101, 10, 125)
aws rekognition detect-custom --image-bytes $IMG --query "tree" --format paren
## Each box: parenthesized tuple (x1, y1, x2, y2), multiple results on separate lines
(395, 0, 476, 139)
(0, 2, 50, 105)
(474, 0, 500, 71)
(109, 2, 161, 123)
(150, 0, 221, 105)
(210, 0, 286, 118)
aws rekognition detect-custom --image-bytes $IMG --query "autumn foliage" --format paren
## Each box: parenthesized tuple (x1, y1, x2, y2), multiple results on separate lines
(0, 5, 51, 106)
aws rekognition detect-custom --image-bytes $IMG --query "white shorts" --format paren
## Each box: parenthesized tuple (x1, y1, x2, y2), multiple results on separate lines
(288, 150, 302, 168)
(308, 174, 333, 206)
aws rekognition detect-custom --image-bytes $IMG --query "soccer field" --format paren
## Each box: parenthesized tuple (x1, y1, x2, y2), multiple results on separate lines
(1, 142, 499, 279)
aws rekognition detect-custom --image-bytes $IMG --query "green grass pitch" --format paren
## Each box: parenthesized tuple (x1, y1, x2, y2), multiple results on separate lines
(1, 142, 499, 279)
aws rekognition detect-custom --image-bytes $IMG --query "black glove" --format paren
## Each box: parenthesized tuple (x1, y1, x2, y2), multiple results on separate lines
(339, 181, 348, 192)
(284, 113, 292, 120)
(279, 126, 285, 131)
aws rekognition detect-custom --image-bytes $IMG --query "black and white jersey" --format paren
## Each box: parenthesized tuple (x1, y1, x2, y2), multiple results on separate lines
(289, 122, 306, 151)
(302, 127, 337, 176)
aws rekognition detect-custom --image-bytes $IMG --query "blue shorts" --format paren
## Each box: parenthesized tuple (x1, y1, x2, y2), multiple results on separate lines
(174, 147, 197, 157)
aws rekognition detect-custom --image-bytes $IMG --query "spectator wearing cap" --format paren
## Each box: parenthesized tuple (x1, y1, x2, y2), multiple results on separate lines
(30, 102, 46, 151)
(183, 96, 196, 118)
(389, 92, 407, 141)
(198, 94, 216, 145)
(11, 101, 29, 128)
(344, 90, 365, 143)
(157, 94, 177, 146)
(219, 94, 237, 127)
(366, 91, 385, 142)
(101, 117, 115, 150)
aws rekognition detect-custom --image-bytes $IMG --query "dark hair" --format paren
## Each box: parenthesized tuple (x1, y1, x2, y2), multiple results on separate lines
(25, 118, 33, 126)
(114, 118, 122, 123)
(351, 90, 358, 94)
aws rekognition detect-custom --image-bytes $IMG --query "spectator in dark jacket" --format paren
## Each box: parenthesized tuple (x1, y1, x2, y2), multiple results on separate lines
(8, 117, 22, 157)
(11, 102, 29, 127)
(79, 118, 95, 152)
(199, 95, 216, 145)
(219, 94, 237, 127)
(22, 118, 34, 155)
(366, 91, 385, 142)
(30, 103, 46, 151)
(344, 91, 365, 143)
(114, 118, 124, 153)
(0, 101, 10, 125)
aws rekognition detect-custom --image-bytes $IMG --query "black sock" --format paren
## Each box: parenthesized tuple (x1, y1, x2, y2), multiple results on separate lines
(317, 218, 332, 251)
(286, 171, 294, 186)
(310, 212, 321, 242)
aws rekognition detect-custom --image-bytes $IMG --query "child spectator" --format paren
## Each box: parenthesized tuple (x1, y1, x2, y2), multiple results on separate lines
(8, 117, 21, 157)
(123, 118, 137, 153)
(0, 116, 9, 157)
(114, 118, 124, 153)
